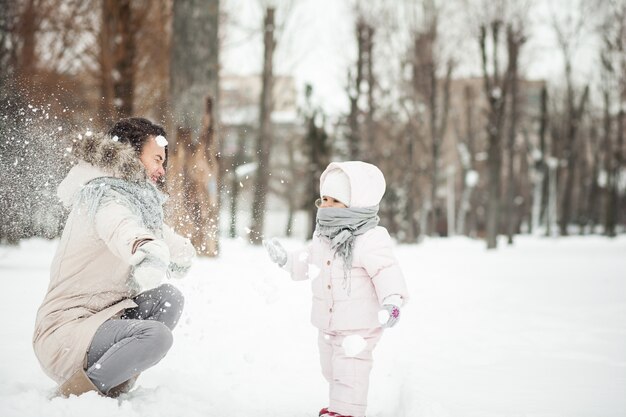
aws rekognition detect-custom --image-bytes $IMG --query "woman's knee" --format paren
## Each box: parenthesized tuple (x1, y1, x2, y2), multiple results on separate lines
(140, 321, 174, 358)
(157, 283, 185, 307)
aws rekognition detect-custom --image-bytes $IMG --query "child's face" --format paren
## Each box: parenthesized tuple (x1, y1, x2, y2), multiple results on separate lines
(316, 196, 347, 209)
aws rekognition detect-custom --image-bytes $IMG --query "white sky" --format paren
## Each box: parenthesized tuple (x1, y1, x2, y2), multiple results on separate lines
(221, 0, 603, 116)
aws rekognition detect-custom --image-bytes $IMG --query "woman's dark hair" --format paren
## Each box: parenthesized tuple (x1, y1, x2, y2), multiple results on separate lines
(107, 117, 166, 154)
(107, 117, 168, 187)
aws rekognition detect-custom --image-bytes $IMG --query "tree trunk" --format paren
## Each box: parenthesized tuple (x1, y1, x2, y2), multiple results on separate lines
(229, 128, 246, 238)
(15, 0, 38, 81)
(505, 27, 523, 244)
(606, 107, 623, 237)
(364, 24, 375, 161)
(285, 138, 295, 237)
(559, 85, 589, 235)
(169, 0, 220, 256)
(532, 86, 548, 232)
(99, 0, 136, 123)
(249, 7, 275, 244)
(479, 22, 510, 249)
(304, 86, 330, 237)
(347, 19, 367, 161)
(113, 0, 134, 118)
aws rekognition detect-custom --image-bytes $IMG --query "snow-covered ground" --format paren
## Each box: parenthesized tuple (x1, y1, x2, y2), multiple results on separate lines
(1, 235, 625, 417)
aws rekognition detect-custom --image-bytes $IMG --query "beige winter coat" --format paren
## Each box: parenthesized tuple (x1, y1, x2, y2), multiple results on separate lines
(32, 134, 194, 385)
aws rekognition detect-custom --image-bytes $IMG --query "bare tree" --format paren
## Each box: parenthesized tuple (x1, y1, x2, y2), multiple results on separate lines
(346, 17, 369, 161)
(455, 84, 479, 237)
(302, 84, 331, 237)
(478, 18, 510, 249)
(99, 0, 137, 123)
(249, 6, 276, 244)
(550, 1, 593, 236)
(530, 85, 548, 233)
(168, 0, 220, 256)
(598, 0, 626, 237)
(504, 23, 526, 244)
(409, 0, 454, 236)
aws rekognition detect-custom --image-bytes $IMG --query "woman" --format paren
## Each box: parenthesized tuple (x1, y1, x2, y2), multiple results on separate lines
(33, 117, 196, 397)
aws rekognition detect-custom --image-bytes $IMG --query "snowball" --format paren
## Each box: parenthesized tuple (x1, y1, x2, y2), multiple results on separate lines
(164, 301, 172, 308)
(378, 309, 390, 324)
(112, 135, 119, 142)
(342, 335, 366, 357)
(465, 170, 479, 187)
(94, 363, 101, 369)
(307, 264, 321, 279)
(155, 135, 168, 147)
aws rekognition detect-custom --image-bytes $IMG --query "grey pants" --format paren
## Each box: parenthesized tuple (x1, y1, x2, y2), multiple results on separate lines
(86, 283, 184, 395)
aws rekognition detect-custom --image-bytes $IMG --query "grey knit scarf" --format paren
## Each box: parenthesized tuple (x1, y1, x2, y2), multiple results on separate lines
(76, 176, 166, 236)
(315, 205, 379, 294)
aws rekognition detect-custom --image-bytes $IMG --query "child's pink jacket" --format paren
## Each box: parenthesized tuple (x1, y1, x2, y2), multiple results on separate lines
(283, 161, 409, 331)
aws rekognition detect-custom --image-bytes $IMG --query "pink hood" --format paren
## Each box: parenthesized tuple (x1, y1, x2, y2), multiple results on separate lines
(319, 161, 386, 208)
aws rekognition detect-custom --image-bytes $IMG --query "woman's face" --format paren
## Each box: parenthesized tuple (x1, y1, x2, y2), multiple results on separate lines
(139, 136, 166, 183)
(317, 195, 347, 209)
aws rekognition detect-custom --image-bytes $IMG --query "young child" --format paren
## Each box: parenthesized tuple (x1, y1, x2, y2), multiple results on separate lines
(264, 161, 409, 417)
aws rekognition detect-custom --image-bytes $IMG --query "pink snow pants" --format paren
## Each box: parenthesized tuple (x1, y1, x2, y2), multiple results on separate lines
(318, 327, 383, 417)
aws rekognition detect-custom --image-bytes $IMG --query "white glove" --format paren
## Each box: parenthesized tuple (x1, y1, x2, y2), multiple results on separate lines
(168, 240, 196, 279)
(263, 238, 287, 267)
(129, 240, 170, 266)
(129, 240, 170, 291)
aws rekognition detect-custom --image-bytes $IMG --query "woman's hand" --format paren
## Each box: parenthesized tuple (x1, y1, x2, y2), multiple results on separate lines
(130, 240, 171, 291)
(130, 240, 170, 266)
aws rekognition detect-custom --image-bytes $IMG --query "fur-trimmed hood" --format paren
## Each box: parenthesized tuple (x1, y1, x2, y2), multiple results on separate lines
(57, 132, 148, 208)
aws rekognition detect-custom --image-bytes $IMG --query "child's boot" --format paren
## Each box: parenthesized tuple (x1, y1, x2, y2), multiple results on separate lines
(319, 408, 355, 417)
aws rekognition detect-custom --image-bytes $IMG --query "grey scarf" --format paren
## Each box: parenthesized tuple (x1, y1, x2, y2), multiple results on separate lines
(76, 176, 167, 236)
(315, 205, 379, 294)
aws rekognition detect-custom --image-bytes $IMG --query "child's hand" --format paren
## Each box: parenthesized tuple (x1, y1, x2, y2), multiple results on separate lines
(379, 304, 401, 328)
(263, 238, 287, 267)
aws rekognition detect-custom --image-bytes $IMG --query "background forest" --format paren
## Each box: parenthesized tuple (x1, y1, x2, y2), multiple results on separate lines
(1, 0, 624, 253)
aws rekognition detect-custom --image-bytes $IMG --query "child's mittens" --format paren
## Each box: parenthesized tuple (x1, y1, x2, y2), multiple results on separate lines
(263, 238, 287, 267)
(379, 294, 403, 328)
(379, 304, 401, 328)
